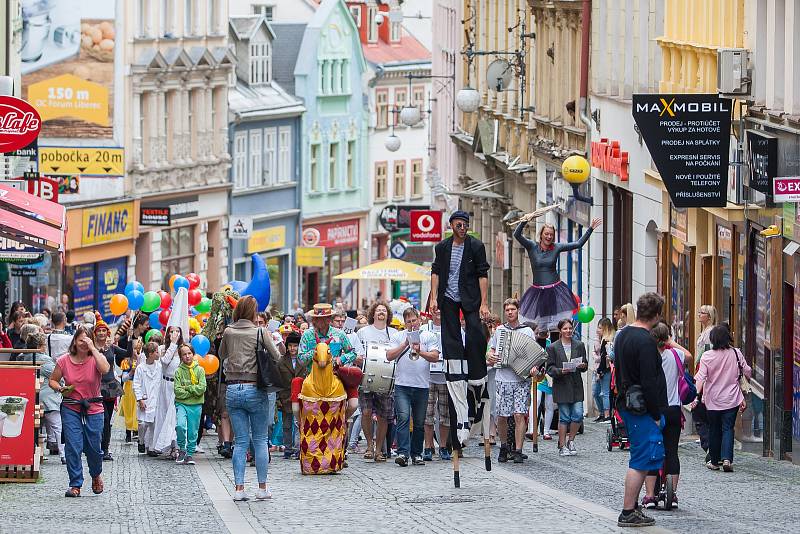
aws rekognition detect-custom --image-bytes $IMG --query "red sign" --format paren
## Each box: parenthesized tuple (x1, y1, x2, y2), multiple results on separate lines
(303, 219, 360, 248)
(410, 210, 443, 242)
(773, 177, 800, 203)
(0, 96, 42, 154)
(590, 138, 629, 181)
(0, 367, 37, 466)
(13, 173, 58, 203)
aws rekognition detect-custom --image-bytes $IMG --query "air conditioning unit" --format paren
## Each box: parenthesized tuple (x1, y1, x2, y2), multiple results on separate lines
(717, 48, 751, 96)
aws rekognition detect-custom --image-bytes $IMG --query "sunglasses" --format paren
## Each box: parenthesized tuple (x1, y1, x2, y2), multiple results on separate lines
(453, 222, 469, 229)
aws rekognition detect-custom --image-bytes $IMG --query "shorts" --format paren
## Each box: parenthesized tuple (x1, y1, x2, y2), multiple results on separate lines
(425, 383, 451, 427)
(619, 409, 665, 472)
(358, 390, 395, 420)
(496, 381, 531, 417)
(557, 401, 584, 424)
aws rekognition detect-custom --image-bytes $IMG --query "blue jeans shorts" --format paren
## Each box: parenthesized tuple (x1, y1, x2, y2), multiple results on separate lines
(619, 409, 665, 472)
(558, 401, 584, 424)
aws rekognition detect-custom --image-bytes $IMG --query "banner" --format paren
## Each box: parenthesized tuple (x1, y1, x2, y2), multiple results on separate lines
(140, 207, 171, 227)
(21, 0, 116, 139)
(97, 257, 127, 322)
(81, 201, 134, 246)
(632, 94, 732, 208)
(72, 264, 95, 316)
(747, 130, 778, 194)
(0, 368, 37, 466)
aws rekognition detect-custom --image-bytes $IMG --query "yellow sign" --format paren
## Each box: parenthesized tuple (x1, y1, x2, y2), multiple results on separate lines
(28, 74, 110, 126)
(82, 202, 135, 246)
(248, 226, 286, 253)
(296, 247, 325, 267)
(39, 146, 124, 176)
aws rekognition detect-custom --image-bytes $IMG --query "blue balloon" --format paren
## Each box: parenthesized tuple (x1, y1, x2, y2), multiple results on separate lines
(173, 275, 190, 292)
(241, 254, 271, 311)
(149, 310, 162, 329)
(191, 334, 210, 357)
(126, 290, 144, 311)
(125, 281, 145, 294)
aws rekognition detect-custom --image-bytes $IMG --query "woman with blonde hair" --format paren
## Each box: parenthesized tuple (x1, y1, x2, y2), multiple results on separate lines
(592, 317, 616, 422)
(696, 305, 717, 364)
(618, 303, 635, 330)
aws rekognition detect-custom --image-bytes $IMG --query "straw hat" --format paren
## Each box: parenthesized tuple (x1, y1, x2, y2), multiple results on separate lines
(307, 303, 333, 318)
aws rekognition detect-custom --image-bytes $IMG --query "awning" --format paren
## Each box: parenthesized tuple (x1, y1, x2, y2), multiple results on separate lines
(333, 258, 430, 281)
(0, 184, 65, 251)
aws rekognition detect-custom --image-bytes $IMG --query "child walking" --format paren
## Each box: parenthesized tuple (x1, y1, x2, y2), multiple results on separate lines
(174, 343, 206, 465)
(133, 341, 161, 455)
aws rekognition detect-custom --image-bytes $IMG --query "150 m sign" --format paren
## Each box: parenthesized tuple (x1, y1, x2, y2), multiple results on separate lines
(38, 146, 124, 176)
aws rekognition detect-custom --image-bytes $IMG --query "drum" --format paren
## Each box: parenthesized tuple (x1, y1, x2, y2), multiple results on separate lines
(360, 343, 396, 394)
(430, 353, 445, 373)
(299, 399, 347, 475)
(495, 328, 547, 379)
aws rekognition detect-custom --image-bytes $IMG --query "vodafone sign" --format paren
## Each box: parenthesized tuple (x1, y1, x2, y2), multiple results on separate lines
(773, 177, 800, 203)
(0, 96, 41, 153)
(410, 210, 443, 242)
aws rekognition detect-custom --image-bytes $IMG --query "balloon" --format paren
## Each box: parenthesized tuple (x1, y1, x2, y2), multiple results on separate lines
(196, 312, 210, 324)
(144, 328, 161, 344)
(191, 334, 211, 357)
(195, 297, 212, 314)
(158, 290, 172, 310)
(241, 253, 271, 311)
(149, 310, 162, 329)
(173, 275, 190, 292)
(197, 354, 220, 375)
(577, 305, 595, 324)
(110, 294, 128, 316)
(187, 289, 202, 307)
(188, 317, 201, 333)
(561, 155, 590, 184)
(158, 308, 171, 327)
(125, 281, 144, 295)
(141, 291, 161, 313)
(168, 274, 179, 292)
(186, 272, 201, 290)
(126, 289, 144, 311)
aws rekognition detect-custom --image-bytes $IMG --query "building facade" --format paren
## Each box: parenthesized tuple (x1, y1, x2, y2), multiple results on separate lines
(228, 15, 305, 313)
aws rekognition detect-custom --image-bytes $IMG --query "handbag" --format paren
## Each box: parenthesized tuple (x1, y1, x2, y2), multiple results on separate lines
(670, 348, 697, 404)
(255, 327, 281, 393)
(734, 348, 751, 396)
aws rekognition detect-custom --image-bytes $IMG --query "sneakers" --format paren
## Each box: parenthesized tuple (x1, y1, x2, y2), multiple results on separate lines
(175, 450, 187, 464)
(233, 490, 249, 502)
(671, 494, 679, 509)
(255, 488, 272, 500)
(138, 443, 146, 454)
(439, 448, 452, 461)
(559, 446, 570, 457)
(641, 495, 658, 509)
(102, 452, 114, 462)
(722, 460, 733, 472)
(498, 445, 509, 463)
(411, 456, 426, 466)
(422, 448, 433, 461)
(601, 417, 612, 424)
(195, 444, 205, 454)
(184, 455, 195, 465)
(567, 440, 577, 456)
(512, 450, 524, 463)
(593, 416, 604, 423)
(395, 455, 408, 467)
(706, 461, 720, 471)
(617, 508, 655, 527)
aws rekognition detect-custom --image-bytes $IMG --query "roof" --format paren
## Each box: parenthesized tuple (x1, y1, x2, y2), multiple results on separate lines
(270, 23, 307, 95)
(229, 80, 305, 121)
(229, 16, 277, 41)
(363, 28, 431, 66)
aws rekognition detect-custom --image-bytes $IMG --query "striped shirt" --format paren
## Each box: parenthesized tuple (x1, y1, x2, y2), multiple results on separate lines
(445, 243, 464, 301)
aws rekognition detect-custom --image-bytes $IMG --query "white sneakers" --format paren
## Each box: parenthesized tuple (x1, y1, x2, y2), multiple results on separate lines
(233, 488, 272, 502)
(567, 441, 577, 456)
(233, 490, 249, 502)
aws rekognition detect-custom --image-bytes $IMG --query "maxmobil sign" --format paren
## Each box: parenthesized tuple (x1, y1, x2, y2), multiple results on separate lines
(773, 177, 800, 203)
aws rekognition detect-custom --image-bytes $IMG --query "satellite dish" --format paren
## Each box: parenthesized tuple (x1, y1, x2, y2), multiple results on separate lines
(486, 59, 513, 92)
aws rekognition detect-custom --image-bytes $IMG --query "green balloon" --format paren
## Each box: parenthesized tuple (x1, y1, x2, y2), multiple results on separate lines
(142, 291, 161, 313)
(144, 328, 161, 343)
(577, 305, 595, 324)
(195, 297, 212, 314)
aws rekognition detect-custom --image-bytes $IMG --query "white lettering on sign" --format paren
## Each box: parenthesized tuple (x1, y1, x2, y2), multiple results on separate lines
(773, 177, 800, 202)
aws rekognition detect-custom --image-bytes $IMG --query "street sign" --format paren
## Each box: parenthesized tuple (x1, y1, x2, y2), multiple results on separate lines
(773, 177, 800, 203)
(410, 210, 443, 242)
(38, 146, 124, 176)
(390, 240, 407, 259)
(228, 216, 253, 239)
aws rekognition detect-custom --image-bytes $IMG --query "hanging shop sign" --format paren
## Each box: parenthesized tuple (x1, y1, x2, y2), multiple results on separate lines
(397, 205, 428, 229)
(248, 226, 286, 253)
(632, 94, 732, 207)
(0, 96, 42, 154)
(747, 130, 778, 195)
(228, 215, 252, 239)
(38, 146, 124, 176)
(81, 201, 134, 246)
(390, 240, 407, 259)
(773, 177, 800, 203)
(378, 204, 399, 232)
(409, 210, 443, 242)
(140, 206, 171, 227)
(296, 246, 325, 267)
(590, 138, 630, 181)
(302, 219, 359, 248)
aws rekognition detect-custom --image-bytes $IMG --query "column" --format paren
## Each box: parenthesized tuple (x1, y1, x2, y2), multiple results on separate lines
(132, 91, 143, 168)
(204, 86, 214, 161)
(182, 88, 191, 162)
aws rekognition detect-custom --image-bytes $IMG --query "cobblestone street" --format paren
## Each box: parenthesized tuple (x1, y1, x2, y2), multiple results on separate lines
(2, 420, 799, 533)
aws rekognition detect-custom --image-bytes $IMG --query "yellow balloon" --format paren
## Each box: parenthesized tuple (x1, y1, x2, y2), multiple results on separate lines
(561, 155, 590, 184)
(189, 317, 201, 333)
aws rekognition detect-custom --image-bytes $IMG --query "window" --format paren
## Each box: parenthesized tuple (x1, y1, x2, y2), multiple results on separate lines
(137, 0, 150, 37)
(412, 85, 425, 109)
(184, 0, 194, 35)
(411, 159, 423, 198)
(234, 132, 246, 188)
(207, 0, 219, 33)
(375, 89, 388, 129)
(393, 88, 406, 126)
(367, 6, 378, 42)
(263, 127, 276, 185)
(310, 144, 321, 192)
(251, 3, 274, 20)
(248, 130, 262, 187)
(160, 226, 195, 286)
(328, 142, 339, 190)
(349, 5, 361, 26)
(161, 0, 175, 36)
(250, 42, 271, 85)
(346, 140, 355, 188)
(390, 21, 401, 43)
(374, 162, 387, 201)
(278, 126, 292, 183)
(393, 160, 406, 199)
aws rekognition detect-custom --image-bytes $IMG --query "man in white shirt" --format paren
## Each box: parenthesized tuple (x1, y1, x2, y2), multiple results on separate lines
(356, 301, 397, 462)
(46, 312, 72, 359)
(487, 298, 537, 464)
(421, 309, 453, 461)
(386, 307, 440, 466)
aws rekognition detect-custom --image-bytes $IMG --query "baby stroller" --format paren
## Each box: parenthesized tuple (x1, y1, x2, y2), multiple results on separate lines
(606, 362, 629, 451)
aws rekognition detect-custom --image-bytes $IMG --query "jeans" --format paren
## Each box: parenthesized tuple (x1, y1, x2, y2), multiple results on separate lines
(175, 403, 202, 456)
(226, 384, 269, 486)
(61, 406, 103, 488)
(558, 401, 584, 424)
(707, 406, 738, 464)
(249, 391, 276, 455)
(394, 385, 429, 458)
(101, 399, 115, 454)
(44, 410, 65, 458)
(348, 408, 362, 448)
(592, 373, 611, 414)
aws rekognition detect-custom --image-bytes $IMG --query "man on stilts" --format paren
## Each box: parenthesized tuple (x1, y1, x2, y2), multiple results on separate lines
(429, 210, 491, 487)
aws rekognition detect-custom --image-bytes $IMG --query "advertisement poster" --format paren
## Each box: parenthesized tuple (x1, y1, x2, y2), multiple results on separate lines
(97, 257, 126, 322)
(793, 365, 800, 441)
(747, 130, 778, 194)
(632, 94, 733, 208)
(72, 263, 95, 316)
(21, 0, 116, 139)
(0, 368, 37, 466)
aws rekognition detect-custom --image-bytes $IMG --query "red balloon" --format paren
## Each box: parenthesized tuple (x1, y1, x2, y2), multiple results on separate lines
(158, 290, 172, 310)
(187, 289, 202, 307)
(186, 272, 201, 290)
(158, 308, 171, 326)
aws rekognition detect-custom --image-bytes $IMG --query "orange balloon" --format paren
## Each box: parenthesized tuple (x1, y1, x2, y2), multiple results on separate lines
(109, 294, 128, 316)
(196, 312, 210, 323)
(197, 354, 220, 375)
(168, 274, 179, 292)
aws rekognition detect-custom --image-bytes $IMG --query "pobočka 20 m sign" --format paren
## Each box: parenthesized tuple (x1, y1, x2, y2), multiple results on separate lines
(632, 94, 732, 208)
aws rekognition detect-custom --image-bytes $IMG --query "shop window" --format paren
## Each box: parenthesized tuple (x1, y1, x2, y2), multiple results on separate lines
(410, 158, 423, 198)
(266, 256, 283, 311)
(160, 226, 195, 287)
(669, 237, 694, 350)
(393, 160, 405, 200)
(716, 225, 733, 327)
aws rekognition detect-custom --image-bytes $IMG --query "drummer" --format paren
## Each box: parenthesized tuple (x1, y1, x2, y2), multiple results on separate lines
(486, 298, 537, 465)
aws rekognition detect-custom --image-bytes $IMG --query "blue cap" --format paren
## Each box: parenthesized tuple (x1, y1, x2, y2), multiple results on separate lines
(449, 210, 470, 223)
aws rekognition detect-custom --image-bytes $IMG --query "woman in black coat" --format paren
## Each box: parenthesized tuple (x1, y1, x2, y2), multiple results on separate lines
(546, 319, 588, 456)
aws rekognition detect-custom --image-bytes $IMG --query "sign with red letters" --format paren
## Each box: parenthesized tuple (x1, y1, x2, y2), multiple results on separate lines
(0, 96, 42, 154)
(410, 210, 443, 242)
(590, 138, 629, 181)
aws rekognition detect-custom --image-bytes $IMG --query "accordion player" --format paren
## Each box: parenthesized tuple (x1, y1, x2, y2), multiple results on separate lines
(495, 327, 547, 378)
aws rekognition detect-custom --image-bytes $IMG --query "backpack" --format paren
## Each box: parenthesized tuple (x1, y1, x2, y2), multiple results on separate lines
(670, 348, 697, 404)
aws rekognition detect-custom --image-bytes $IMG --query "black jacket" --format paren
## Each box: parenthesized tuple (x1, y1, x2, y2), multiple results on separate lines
(613, 326, 667, 419)
(546, 339, 588, 404)
(431, 235, 490, 312)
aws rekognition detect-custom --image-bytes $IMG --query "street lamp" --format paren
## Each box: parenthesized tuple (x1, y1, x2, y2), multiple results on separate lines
(399, 105, 421, 127)
(385, 133, 401, 152)
(456, 86, 481, 113)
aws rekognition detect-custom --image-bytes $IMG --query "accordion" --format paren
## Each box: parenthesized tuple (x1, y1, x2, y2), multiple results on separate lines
(495, 328, 547, 379)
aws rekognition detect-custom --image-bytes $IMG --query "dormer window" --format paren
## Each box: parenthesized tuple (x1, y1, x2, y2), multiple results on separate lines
(250, 41, 271, 85)
(367, 6, 378, 43)
(390, 21, 401, 43)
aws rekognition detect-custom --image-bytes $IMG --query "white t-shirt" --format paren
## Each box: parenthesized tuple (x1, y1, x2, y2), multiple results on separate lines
(390, 330, 441, 389)
(421, 322, 446, 385)
(47, 331, 72, 360)
(661, 347, 685, 407)
(347, 332, 364, 356)
(490, 323, 535, 383)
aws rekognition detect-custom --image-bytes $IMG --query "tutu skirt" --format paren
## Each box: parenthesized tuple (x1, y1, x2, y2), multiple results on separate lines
(519, 281, 580, 331)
